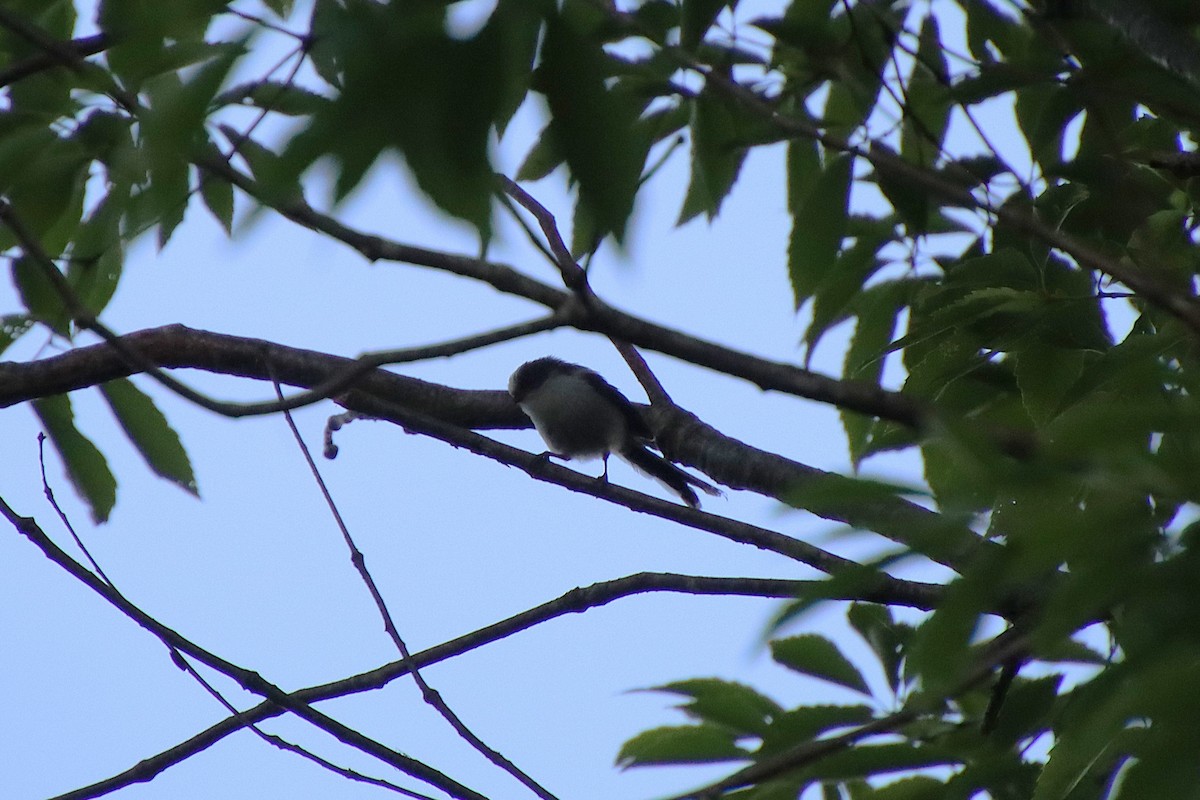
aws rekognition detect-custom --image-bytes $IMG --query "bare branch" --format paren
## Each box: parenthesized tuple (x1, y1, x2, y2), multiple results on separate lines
(0, 498, 491, 800)
(58, 571, 947, 800)
(276, 377, 560, 800)
(0, 325, 987, 567)
(196, 149, 929, 428)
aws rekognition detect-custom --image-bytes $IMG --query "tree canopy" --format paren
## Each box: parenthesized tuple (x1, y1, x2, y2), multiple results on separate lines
(4, 0, 1200, 798)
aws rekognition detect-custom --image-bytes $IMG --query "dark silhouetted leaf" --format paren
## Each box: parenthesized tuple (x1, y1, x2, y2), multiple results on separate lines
(100, 379, 198, 496)
(33, 394, 117, 523)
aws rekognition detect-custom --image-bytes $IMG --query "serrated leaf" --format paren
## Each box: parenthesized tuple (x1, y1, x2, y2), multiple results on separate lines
(771, 635, 871, 695)
(140, 44, 244, 247)
(281, 2, 506, 236)
(540, 4, 644, 243)
(33, 394, 117, 523)
(5, 141, 89, 257)
(899, 14, 951, 168)
(616, 724, 748, 768)
(841, 281, 914, 465)
(99, 379, 198, 496)
(759, 705, 875, 755)
(789, 153, 853, 308)
(69, 185, 127, 316)
(678, 89, 749, 224)
(1014, 83, 1080, 170)
(805, 230, 888, 362)
(801, 742, 959, 784)
(307, 0, 345, 88)
(644, 679, 783, 735)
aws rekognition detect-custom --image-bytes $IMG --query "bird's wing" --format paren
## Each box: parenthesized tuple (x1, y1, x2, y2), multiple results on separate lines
(578, 369, 654, 441)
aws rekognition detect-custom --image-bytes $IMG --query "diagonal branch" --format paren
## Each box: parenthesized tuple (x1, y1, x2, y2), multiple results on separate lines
(196, 149, 928, 428)
(57, 571, 948, 800)
(277, 377, 560, 800)
(0, 325, 987, 568)
(0, 497, 490, 800)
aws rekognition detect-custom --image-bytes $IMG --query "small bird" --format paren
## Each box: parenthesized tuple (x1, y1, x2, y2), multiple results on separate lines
(508, 357, 720, 508)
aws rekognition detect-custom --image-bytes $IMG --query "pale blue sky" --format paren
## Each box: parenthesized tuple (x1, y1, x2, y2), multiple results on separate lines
(1, 2, 1001, 798)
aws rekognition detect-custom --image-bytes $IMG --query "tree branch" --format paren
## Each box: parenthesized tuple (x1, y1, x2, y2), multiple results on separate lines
(196, 149, 929, 428)
(1, 498, 490, 800)
(55, 571, 947, 800)
(0, 325, 986, 568)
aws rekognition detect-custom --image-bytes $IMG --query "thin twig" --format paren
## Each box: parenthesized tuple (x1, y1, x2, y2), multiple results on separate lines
(0, 498, 491, 800)
(27, 455, 432, 798)
(55, 571, 947, 800)
(272, 372, 560, 800)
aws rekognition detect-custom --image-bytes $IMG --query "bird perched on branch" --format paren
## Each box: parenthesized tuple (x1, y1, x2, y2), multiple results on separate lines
(508, 357, 721, 508)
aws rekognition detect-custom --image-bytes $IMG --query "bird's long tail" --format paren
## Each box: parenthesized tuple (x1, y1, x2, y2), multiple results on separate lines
(619, 445, 722, 509)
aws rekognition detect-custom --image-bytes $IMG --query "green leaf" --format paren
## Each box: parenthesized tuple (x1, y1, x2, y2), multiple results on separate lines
(515, 123, 564, 182)
(200, 171, 235, 234)
(33, 394, 117, 523)
(4, 139, 90, 256)
(13, 255, 71, 337)
(759, 705, 875, 755)
(789, 152, 853, 308)
(800, 742, 960, 784)
(140, 44, 244, 247)
(214, 81, 331, 116)
(805, 222, 889, 360)
(771, 634, 871, 695)
(0, 314, 35, 356)
(69, 184, 128, 316)
(1015, 345, 1086, 427)
(899, 14, 951, 168)
(644, 679, 783, 735)
(870, 142, 930, 234)
(1014, 83, 1081, 170)
(870, 776, 948, 799)
(841, 280, 916, 465)
(847, 604, 908, 693)
(540, 3, 645, 243)
(489, 0, 543, 135)
(99, 379, 198, 496)
(681, 0, 727, 50)
(616, 724, 748, 768)
(281, 2, 509, 236)
(678, 89, 749, 224)
(987, 675, 1061, 747)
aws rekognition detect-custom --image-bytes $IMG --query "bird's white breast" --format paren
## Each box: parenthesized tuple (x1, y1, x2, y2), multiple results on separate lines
(519, 373, 628, 459)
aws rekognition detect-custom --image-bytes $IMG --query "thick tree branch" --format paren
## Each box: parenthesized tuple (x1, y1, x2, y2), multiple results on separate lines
(0, 325, 985, 568)
(196, 150, 929, 428)
(0, 31, 110, 88)
(58, 571, 947, 800)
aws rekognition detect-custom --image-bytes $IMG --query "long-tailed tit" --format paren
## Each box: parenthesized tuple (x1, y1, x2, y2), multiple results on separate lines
(508, 357, 720, 508)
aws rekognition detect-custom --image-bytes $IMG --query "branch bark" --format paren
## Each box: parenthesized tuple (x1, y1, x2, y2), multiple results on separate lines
(51, 571, 946, 800)
(1, 325, 985, 568)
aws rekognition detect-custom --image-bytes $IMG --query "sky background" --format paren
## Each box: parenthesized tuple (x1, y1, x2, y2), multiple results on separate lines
(1, 2, 1003, 798)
